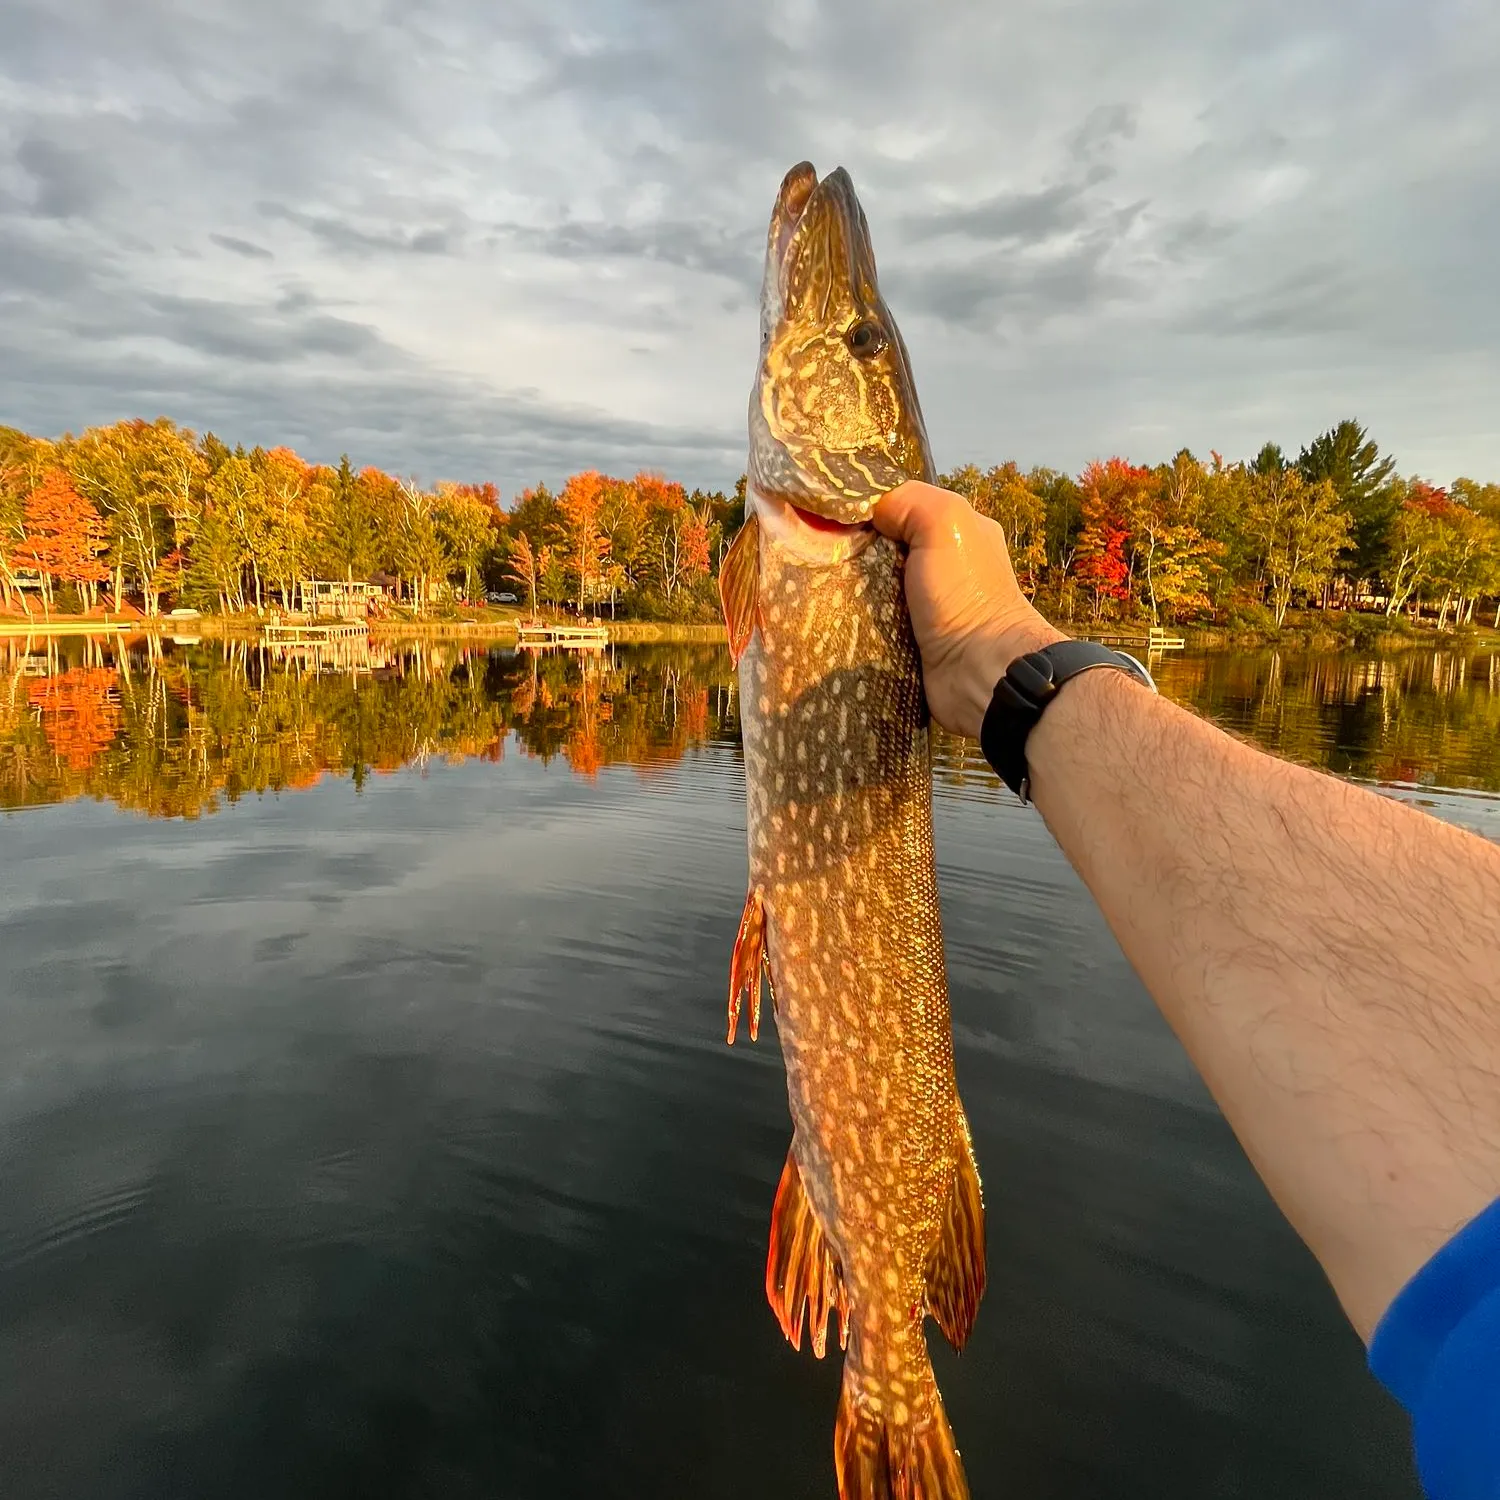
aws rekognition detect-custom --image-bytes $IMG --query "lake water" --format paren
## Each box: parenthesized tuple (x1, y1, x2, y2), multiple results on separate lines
(3, 634, 1498, 1499)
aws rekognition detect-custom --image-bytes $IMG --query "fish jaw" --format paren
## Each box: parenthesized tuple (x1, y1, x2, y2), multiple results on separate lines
(748, 163, 934, 526)
(748, 484, 879, 569)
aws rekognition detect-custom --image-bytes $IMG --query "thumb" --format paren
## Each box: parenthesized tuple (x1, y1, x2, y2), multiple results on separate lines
(873, 480, 967, 548)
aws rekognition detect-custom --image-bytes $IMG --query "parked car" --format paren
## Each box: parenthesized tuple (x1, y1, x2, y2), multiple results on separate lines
(487, 592, 518, 604)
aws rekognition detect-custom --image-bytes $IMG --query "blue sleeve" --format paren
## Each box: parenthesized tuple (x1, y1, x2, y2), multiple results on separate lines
(1369, 1195, 1500, 1500)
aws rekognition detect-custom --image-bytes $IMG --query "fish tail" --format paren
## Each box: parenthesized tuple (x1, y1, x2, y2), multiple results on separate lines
(834, 1365, 970, 1500)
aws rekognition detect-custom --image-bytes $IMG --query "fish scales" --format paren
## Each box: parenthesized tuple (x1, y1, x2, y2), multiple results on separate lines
(720, 162, 986, 1500)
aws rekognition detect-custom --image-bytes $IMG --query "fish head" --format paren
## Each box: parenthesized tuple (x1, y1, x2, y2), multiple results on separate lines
(749, 162, 934, 530)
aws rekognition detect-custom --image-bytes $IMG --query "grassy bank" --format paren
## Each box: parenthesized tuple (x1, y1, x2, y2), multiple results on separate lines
(1176, 614, 1500, 653)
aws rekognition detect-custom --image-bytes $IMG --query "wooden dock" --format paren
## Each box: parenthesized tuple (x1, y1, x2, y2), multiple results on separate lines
(516, 622, 610, 649)
(0, 617, 130, 638)
(263, 620, 370, 645)
(262, 618, 382, 674)
(1078, 626, 1186, 652)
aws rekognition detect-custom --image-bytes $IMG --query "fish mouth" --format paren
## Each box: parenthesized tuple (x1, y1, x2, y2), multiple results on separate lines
(790, 503, 870, 534)
(767, 161, 870, 308)
(751, 486, 878, 566)
(767, 161, 818, 289)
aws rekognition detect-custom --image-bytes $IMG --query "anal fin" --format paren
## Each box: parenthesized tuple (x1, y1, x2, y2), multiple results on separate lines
(925, 1106, 986, 1351)
(766, 1149, 849, 1359)
(718, 514, 761, 664)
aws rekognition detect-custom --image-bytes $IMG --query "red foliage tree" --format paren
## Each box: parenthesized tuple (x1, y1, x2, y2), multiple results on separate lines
(1075, 458, 1153, 616)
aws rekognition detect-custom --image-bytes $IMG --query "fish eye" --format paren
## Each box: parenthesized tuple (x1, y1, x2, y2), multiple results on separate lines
(846, 321, 886, 359)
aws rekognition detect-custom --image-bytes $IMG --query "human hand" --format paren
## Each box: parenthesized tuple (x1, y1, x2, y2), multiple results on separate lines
(873, 481, 1068, 740)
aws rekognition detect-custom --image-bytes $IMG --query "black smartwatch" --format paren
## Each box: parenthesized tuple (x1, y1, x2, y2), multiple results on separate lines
(979, 640, 1156, 803)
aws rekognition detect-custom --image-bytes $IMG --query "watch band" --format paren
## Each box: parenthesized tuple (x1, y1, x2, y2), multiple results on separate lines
(979, 639, 1156, 802)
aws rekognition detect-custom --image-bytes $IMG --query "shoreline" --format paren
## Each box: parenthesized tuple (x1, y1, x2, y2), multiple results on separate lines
(2, 613, 1494, 652)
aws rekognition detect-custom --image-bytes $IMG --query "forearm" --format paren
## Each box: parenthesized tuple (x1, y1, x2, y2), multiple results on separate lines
(1025, 669, 1500, 1337)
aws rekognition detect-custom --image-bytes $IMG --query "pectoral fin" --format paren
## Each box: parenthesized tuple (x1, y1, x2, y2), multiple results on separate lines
(718, 514, 761, 665)
(925, 1106, 986, 1351)
(728, 887, 769, 1044)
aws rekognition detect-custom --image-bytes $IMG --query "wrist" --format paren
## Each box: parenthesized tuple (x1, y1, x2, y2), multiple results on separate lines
(954, 612, 1068, 741)
(978, 641, 1158, 801)
(1025, 666, 1145, 804)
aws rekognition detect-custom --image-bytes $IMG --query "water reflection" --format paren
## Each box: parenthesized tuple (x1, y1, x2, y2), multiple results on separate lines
(0, 636, 738, 817)
(5, 633, 1483, 1499)
(3, 634, 1498, 816)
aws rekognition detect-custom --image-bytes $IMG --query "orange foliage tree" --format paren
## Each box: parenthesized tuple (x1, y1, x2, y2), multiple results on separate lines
(17, 469, 110, 614)
(27, 666, 121, 770)
(559, 470, 612, 613)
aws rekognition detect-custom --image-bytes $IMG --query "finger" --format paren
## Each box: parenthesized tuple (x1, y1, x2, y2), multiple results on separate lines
(872, 481, 965, 546)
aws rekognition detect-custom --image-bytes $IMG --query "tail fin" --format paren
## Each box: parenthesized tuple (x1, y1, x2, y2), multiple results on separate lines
(835, 1375, 970, 1500)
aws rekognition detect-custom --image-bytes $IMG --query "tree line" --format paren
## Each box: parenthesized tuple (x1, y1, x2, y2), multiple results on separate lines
(0, 419, 737, 622)
(940, 422, 1500, 631)
(2, 415, 1497, 629)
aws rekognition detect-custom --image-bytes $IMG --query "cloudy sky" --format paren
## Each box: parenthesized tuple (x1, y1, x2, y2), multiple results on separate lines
(2, 0, 1497, 496)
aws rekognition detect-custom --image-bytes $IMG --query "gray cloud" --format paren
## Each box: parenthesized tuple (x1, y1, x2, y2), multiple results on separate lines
(496, 218, 762, 287)
(259, 204, 462, 258)
(135, 292, 393, 364)
(890, 235, 1135, 329)
(904, 183, 1091, 246)
(209, 233, 274, 260)
(1070, 104, 1139, 161)
(0, 0, 1496, 489)
(15, 136, 111, 219)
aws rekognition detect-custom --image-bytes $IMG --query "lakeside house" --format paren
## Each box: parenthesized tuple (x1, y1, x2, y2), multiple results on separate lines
(298, 578, 391, 619)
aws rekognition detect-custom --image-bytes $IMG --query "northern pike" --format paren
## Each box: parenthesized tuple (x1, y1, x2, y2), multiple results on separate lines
(719, 163, 985, 1499)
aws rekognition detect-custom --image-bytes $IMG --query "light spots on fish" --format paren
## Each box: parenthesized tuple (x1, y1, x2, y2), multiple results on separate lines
(738, 528, 962, 1411)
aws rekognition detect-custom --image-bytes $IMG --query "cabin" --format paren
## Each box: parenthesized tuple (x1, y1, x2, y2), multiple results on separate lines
(297, 578, 389, 619)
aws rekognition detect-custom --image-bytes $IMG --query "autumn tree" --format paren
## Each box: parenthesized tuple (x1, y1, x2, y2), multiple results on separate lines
(435, 482, 500, 602)
(256, 447, 312, 607)
(597, 476, 646, 607)
(506, 532, 550, 616)
(1297, 419, 1397, 586)
(0, 427, 53, 612)
(204, 453, 273, 610)
(1242, 469, 1350, 625)
(1074, 459, 1154, 617)
(1133, 451, 1223, 623)
(636, 472, 709, 608)
(1383, 481, 1451, 618)
(17, 469, 110, 615)
(559, 470, 612, 612)
(393, 477, 447, 612)
(64, 422, 170, 613)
